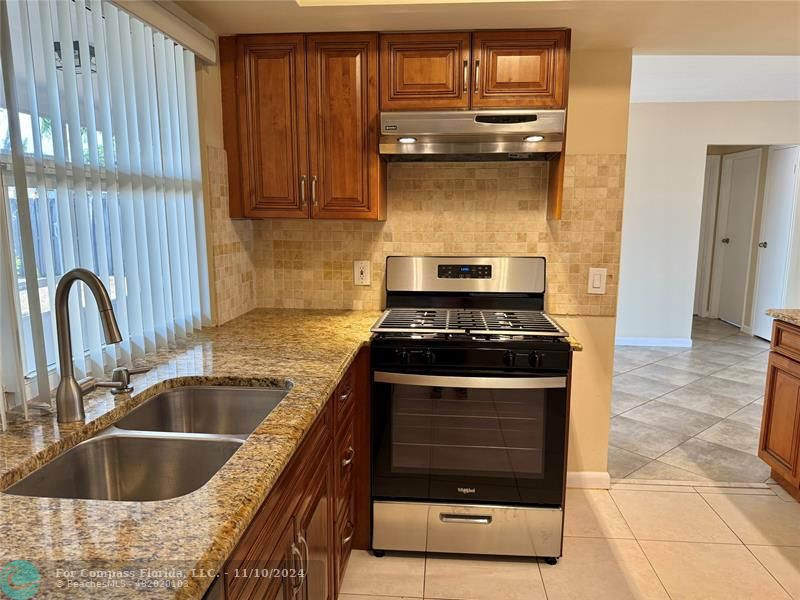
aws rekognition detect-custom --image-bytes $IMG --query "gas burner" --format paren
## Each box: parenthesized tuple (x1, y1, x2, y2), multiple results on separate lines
(372, 307, 566, 337)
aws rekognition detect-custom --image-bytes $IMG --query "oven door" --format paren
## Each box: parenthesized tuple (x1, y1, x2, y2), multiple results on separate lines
(372, 371, 568, 507)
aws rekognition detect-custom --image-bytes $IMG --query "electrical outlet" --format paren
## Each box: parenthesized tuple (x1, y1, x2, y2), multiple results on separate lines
(587, 267, 607, 294)
(354, 260, 371, 286)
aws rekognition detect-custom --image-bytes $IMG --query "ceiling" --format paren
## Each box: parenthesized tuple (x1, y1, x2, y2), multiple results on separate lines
(175, 0, 800, 54)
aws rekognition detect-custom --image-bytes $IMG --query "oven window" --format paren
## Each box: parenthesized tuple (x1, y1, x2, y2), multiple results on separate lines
(390, 384, 546, 479)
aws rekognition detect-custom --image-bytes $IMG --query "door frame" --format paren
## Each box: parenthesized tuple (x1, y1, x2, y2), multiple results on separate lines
(708, 148, 763, 324)
(750, 145, 800, 337)
(695, 154, 721, 318)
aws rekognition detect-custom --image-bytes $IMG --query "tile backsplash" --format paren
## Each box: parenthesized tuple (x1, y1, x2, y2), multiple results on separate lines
(250, 155, 625, 317)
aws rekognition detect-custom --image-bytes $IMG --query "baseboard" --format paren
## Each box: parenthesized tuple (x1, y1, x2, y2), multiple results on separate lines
(741, 325, 753, 335)
(567, 471, 611, 489)
(614, 336, 693, 348)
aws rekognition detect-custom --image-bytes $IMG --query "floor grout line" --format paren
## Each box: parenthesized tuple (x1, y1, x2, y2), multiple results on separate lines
(611, 319, 771, 483)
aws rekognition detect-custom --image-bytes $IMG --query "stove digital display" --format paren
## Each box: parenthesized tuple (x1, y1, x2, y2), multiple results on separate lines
(438, 264, 492, 279)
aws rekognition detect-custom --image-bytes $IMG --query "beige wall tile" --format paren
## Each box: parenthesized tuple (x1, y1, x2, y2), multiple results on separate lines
(252, 156, 626, 314)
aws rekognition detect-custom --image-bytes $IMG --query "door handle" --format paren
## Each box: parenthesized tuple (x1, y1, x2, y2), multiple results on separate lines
(758, 241, 768, 248)
(721, 237, 730, 244)
(473, 60, 480, 93)
(463, 60, 469, 93)
(439, 513, 492, 525)
(299, 175, 307, 209)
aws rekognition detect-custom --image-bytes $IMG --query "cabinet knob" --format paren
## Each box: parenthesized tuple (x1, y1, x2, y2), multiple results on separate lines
(342, 446, 355, 468)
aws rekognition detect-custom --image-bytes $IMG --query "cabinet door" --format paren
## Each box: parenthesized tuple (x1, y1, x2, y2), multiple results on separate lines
(226, 516, 298, 600)
(759, 352, 800, 485)
(296, 448, 334, 600)
(306, 34, 384, 220)
(471, 30, 569, 109)
(380, 32, 471, 110)
(236, 34, 309, 218)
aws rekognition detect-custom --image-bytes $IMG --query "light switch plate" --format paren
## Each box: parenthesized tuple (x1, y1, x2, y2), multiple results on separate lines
(587, 267, 607, 294)
(354, 260, 371, 286)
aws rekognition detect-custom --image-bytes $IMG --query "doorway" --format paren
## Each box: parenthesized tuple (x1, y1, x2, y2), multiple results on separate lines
(694, 145, 800, 338)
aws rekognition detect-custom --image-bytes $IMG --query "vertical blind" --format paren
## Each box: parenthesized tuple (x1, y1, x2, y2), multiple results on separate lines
(0, 0, 211, 421)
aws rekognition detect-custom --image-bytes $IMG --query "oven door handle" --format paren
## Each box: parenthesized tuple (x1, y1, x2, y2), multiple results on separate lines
(373, 371, 567, 389)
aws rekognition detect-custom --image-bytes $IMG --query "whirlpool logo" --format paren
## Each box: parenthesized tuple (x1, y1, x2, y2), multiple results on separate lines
(457, 487, 476, 495)
(0, 560, 41, 600)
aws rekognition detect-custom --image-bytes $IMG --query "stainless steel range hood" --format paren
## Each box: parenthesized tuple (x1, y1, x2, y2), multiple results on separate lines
(379, 109, 565, 160)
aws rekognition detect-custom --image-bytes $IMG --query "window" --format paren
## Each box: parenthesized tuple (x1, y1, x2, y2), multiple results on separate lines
(0, 0, 210, 421)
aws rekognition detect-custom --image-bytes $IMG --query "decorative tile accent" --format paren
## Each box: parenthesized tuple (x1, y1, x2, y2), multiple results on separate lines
(253, 156, 626, 315)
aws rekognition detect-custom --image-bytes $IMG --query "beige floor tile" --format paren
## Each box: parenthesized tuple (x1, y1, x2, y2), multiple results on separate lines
(640, 540, 790, 600)
(564, 489, 634, 539)
(539, 537, 669, 599)
(610, 490, 739, 543)
(340, 550, 425, 597)
(340, 596, 420, 600)
(693, 486, 775, 496)
(748, 545, 800, 598)
(701, 493, 800, 545)
(424, 555, 545, 600)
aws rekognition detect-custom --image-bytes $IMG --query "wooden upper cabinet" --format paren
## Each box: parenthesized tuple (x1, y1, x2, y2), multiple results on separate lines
(307, 33, 383, 220)
(380, 32, 471, 110)
(471, 30, 569, 109)
(232, 35, 309, 218)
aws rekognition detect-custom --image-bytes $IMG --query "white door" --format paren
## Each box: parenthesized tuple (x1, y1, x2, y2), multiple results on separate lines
(694, 155, 721, 317)
(710, 149, 762, 327)
(752, 145, 800, 340)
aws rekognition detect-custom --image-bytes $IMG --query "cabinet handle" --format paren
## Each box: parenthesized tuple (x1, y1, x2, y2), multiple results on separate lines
(299, 175, 307, 209)
(311, 175, 318, 208)
(298, 532, 310, 578)
(463, 59, 469, 94)
(339, 388, 352, 403)
(474, 60, 480, 93)
(290, 542, 303, 597)
(342, 522, 354, 546)
(341, 446, 355, 468)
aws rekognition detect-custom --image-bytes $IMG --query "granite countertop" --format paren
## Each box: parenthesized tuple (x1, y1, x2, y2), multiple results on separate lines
(0, 309, 379, 600)
(767, 308, 800, 328)
(0, 308, 582, 599)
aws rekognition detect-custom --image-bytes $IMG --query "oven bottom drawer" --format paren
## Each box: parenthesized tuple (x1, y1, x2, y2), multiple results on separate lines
(373, 501, 563, 558)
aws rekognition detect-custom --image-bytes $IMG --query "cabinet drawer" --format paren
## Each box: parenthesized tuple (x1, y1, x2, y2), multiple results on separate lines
(335, 366, 355, 424)
(773, 320, 800, 362)
(335, 405, 356, 518)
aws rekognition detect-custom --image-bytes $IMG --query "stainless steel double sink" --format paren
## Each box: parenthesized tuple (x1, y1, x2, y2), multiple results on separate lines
(4, 386, 289, 502)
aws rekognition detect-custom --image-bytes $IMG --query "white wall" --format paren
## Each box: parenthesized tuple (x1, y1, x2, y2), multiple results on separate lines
(616, 101, 800, 344)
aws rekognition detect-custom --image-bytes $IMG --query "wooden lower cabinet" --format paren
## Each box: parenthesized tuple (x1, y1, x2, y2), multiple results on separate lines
(759, 320, 800, 499)
(222, 348, 368, 600)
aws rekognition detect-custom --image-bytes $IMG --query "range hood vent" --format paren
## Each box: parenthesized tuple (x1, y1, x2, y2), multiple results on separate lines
(379, 109, 565, 161)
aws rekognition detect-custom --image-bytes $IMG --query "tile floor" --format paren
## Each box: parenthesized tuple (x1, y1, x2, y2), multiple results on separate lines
(340, 481, 800, 600)
(609, 318, 772, 482)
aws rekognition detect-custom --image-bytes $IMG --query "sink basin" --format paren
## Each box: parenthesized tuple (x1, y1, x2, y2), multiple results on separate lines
(5, 433, 242, 501)
(115, 386, 288, 436)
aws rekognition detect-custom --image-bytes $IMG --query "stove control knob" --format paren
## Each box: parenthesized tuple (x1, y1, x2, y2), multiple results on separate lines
(396, 349, 409, 363)
(425, 349, 435, 364)
(503, 351, 516, 367)
(528, 351, 543, 368)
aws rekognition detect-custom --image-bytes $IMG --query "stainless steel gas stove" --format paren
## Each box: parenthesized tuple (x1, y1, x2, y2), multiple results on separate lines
(369, 256, 572, 564)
